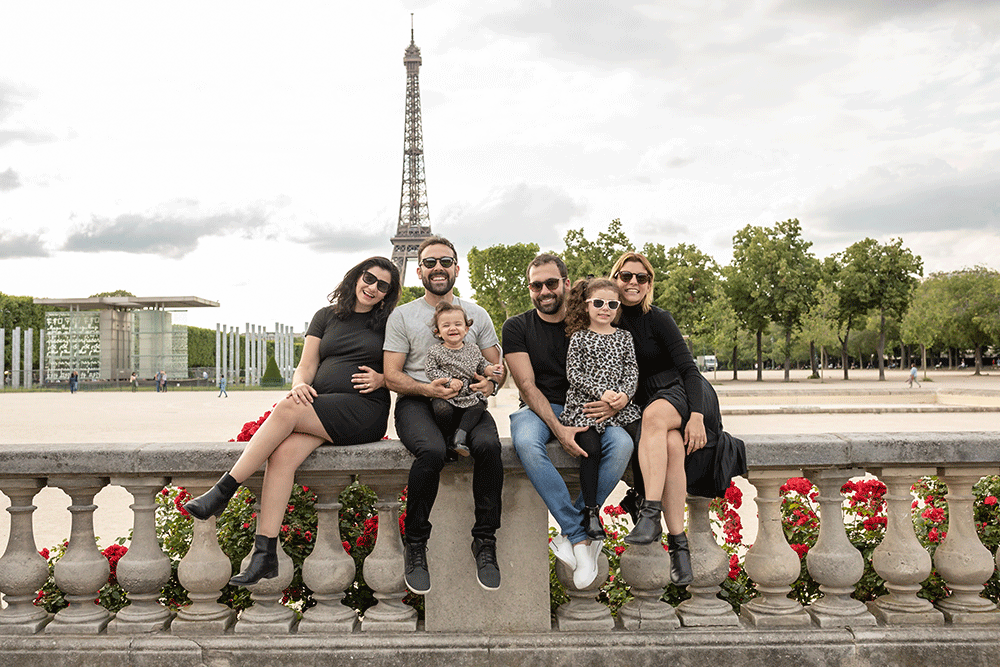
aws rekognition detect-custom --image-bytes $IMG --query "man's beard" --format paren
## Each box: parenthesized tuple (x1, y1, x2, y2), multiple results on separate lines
(422, 270, 456, 296)
(532, 290, 564, 315)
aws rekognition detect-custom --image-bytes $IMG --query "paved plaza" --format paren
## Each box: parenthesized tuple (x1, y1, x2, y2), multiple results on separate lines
(1, 367, 998, 555)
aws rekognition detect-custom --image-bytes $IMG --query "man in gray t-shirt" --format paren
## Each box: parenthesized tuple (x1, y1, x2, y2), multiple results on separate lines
(383, 237, 507, 595)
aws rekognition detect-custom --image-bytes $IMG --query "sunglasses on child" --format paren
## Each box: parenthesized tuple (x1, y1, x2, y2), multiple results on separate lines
(614, 270, 651, 284)
(586, 298, 620, 310)
(420, 256, 456, 269)
(361, 271, 391, 294)
(528, 278, 563, 292)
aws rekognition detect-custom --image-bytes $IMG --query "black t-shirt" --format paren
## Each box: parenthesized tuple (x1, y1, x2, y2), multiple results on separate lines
(306, 306, 388, 402)
(502, 309, 570, 407)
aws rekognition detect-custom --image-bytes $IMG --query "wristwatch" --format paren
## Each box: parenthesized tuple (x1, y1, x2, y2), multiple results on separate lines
(487, 378, 499, 394)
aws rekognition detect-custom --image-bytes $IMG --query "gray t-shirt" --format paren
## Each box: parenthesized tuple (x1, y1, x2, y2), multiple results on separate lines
(383, 296, 500, 384)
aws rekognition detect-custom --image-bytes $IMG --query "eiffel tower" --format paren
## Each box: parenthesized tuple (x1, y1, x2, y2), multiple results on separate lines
(390, 17, 433, 279)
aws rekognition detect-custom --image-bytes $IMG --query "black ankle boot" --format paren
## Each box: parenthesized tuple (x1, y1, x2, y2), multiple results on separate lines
(184, 472, 239, 520)
(667, 532, 693, 585)
(230, 534, 279, 587)
(624, 499, 663, 545)
(619, 488, 643, 524)
(583, 506, 606, 540)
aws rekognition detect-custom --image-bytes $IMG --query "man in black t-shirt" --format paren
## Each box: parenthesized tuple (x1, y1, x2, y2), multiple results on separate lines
(502, 253, 634, 589)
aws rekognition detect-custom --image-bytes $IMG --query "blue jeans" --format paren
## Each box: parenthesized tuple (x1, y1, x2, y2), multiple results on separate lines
(510, 404, 633, 545)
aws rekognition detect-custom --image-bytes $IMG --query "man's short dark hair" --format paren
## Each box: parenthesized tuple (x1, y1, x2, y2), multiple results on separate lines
(526, 253, 568, 281)
(417, 236, 457, 260)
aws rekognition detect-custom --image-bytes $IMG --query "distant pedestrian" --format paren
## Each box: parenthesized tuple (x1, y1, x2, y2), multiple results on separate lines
(218, 375, 228, 398)
(69, 371, 79, 394)
(907, 365, 921, 389)
(130, 372, 138, 392)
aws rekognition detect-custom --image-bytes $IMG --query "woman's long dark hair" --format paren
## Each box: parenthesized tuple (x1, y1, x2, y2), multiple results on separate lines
(564, 277, 621, 337)
(327, 256, 402, 331)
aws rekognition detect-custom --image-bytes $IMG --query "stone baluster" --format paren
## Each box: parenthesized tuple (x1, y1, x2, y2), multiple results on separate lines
(933, 467, 1000, 623)
(0, 478, 51, 634)
(171, 477, 237, 635)
(45, 477, 112, 634)
(740, 470, 811, 626)
(619, 540, 680, 630)
(107, 476, 174, 633)
(553, 548, 613, 630)
(360, 475, 417, 632)
(234, 477, 296, 634)
(803, 469, 876, 627)
(869, 467, 944, 624)
(298, 474, 359, 633)
(676, 495, 739, 626)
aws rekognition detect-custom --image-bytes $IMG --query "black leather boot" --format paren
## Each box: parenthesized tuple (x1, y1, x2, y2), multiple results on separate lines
(667, 532, 693, 586)
(619, 487, 643, 524)
(183, 472, 239, 520)
(229, 534, 279, 587)
(583, 506, 606, 540)
(452, 429, 470, 457)
(624, 499, 663, 544)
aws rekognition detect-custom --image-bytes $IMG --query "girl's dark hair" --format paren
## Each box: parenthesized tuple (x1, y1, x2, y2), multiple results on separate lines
(327, 256, 402, 331)
(431, 301, 473, 339)
(564, 278, 621, 337)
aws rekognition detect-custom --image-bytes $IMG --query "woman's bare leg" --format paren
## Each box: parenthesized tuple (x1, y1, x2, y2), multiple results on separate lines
(256, 432, 327, 537)
(661, 429, 688, 534)
(228, 396, 332, 483)
(637, 399, 683, 502)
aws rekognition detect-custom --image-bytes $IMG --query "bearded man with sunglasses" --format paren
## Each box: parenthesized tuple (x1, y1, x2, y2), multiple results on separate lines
(501, 253, 634, 589)
(383, 236, 507, 595)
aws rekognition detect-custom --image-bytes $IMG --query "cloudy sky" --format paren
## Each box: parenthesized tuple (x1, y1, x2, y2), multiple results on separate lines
(2, 0, 998, 331)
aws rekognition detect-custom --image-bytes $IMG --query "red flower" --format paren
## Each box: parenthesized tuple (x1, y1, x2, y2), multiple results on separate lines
(281, 525, 290, 534)
(724, 482, 743, 509)
(862, 516, 887, 531)
(790, 543, 809, 558)
(781, 477, 816, 499)
(614, 545, 625, 555)
(304, 531, 312, 542)
(984, 496, 997, 506)
(342, 540, 351, 554)
(728, 553, 741, 580)
(39, 548, 50, 560)
(921, 506, 946, 524)
(102, 544, 128, 584)
(928, 527, 941, 543)
(242, 522, 250, 529)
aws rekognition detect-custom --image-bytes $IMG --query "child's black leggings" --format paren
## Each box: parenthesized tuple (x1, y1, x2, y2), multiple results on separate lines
(431, 398, 486, 439)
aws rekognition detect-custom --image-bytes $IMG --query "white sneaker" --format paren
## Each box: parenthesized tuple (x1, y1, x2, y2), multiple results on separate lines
(572, 541, 598, 589)
(549, 533, 577, 569)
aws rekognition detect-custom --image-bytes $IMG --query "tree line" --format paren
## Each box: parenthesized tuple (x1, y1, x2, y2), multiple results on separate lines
(465, 219, 1000, 380)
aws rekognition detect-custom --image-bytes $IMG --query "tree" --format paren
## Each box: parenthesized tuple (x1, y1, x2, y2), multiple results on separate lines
(561, 218, 634, 280)
(902, 274, 949, 378)
(1, 293, 48, 370)
(643, 242, 721, 345)
(796, 281, 841, 379)
(467, 242, 540, 339)
(89, 290, 136, 298)
(726, 219, 820, 381)
(938, 267, 1000, 375)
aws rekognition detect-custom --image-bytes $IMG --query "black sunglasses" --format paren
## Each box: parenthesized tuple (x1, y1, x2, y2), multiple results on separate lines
(420, 256, 456, 269)
(615, 270, 650, 285)
(362, 270, 391, 294)
(528, 277, 563, 292)
(586, 298, 620, 310)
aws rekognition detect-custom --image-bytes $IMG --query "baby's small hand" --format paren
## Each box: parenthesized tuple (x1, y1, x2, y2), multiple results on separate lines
(449, 378, 463, 392)
(600, 390, 618, 405)
(485, 363, 503, 378)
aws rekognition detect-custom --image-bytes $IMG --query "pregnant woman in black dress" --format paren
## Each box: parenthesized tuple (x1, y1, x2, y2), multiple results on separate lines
(185, 256, 402, 586)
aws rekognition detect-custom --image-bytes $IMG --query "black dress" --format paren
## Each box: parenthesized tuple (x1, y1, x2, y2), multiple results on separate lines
(306, 306, 390, 445)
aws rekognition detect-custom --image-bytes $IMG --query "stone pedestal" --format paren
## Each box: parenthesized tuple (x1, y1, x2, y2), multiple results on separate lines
(361, 476, 417, 632)
(741, 471, 811, 627)
(804, 469, 876, 628)
(619, 541, 680, 630)
(45, 477, 113, 635)
(108, 477, 174, 634)
(934, 468, 1000, 624)
(0, 478, 52, 635)
(171, 478, 237, 635)
(298, 474, 359, 633)
(677, 495, 739, 627)
(423, 468, 551, 633)
(870, 467, 944, 625)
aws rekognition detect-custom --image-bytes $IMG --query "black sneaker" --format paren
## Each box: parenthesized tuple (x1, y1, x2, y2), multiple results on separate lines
(471, 538, 500, 591)
(404, 541, 430, 594)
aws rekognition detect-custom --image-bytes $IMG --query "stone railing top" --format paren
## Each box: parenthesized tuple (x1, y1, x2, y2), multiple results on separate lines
(0, 432, 997, 477)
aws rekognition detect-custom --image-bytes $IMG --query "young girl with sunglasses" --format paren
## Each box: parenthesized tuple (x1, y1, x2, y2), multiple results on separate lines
(559, 278, 641, 549)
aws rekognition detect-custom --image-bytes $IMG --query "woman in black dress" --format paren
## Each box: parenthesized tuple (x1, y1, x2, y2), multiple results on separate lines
(185, 256, 402, 586)
(611, 251, 710, 586)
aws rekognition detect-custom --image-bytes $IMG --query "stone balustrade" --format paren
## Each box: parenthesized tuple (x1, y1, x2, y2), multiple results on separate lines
(1, 433, 999, 667)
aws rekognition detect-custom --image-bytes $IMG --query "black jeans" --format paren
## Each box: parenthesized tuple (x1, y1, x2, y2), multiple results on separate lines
(395, 395, 503, 544)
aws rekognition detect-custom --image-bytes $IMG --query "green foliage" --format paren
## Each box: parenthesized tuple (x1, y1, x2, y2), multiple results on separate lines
(0, 292, 47, 369)
(643, 242, 721, 343)
(561, 218, 634, 280)
(88, 290, 136, 297)
(934, 267, 1000, 373)
(467, 242, 540, 339)
(397, 286, 425, 305)
(261, 355, 283, 387)
(187, 325, 218, 367)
